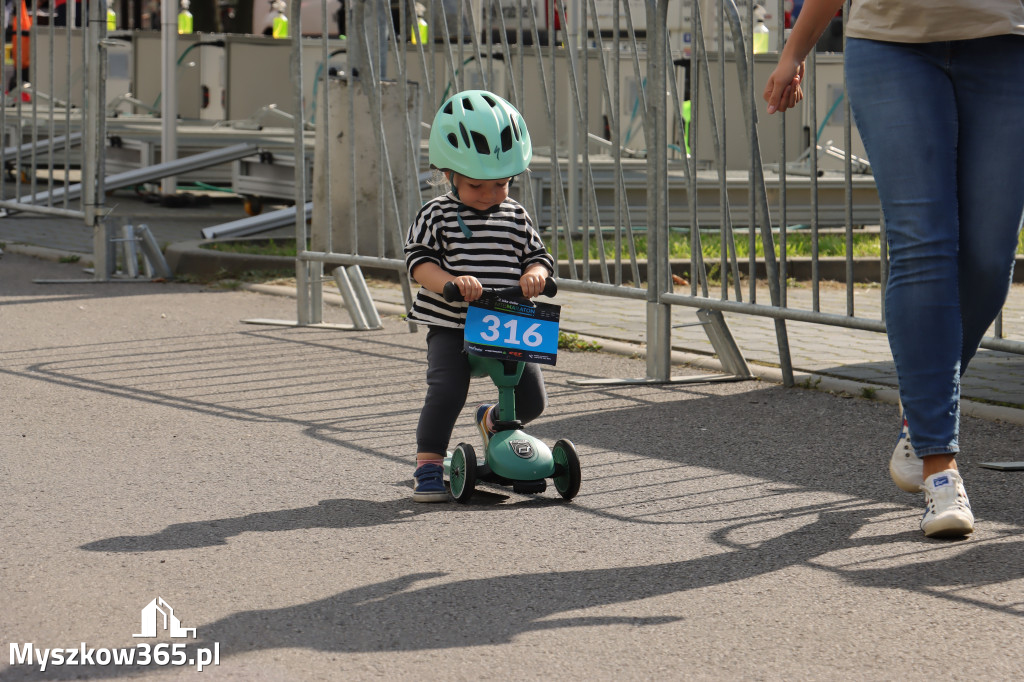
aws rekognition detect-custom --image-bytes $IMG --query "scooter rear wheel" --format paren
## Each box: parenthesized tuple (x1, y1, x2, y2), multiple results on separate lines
(551, 438, 581, 500)
(449, 443, 477, 504)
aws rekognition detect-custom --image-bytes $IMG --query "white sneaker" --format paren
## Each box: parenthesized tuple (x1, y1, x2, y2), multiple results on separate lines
(921, 470, 974, 538)
(890, 416, 924, 492)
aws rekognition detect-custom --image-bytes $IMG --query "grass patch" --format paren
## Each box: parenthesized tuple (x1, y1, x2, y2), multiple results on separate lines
(548, 228, 1024, 261)
(559, 331, 602, 352)
(201, 231, 1024, 263)
(201, 233, 882, 262)
(176, 268, 295, 286)
(547, 230, 885, 261)
(202, 239, 299, 258)
(797, 376, 823, 390)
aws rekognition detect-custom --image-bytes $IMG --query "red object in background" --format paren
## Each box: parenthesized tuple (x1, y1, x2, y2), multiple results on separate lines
(4, 90, 33, 102)
(545, 0, 565, 31)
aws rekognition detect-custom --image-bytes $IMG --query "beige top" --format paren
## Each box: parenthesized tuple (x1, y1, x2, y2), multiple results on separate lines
(846, 0, 1024, 42)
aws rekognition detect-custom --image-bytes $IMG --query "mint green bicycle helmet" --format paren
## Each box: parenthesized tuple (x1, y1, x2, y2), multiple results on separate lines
(428, 90, 532, 180)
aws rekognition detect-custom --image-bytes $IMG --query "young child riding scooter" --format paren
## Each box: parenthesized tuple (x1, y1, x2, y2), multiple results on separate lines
(404, 90, 554, 502)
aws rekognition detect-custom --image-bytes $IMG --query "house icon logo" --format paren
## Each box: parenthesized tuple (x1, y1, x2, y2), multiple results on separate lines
(133, 597, 197, 639)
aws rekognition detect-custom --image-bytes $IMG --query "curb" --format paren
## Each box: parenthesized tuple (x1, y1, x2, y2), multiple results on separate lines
(4, 243, 95, 266)
(165, 241, 297, 280)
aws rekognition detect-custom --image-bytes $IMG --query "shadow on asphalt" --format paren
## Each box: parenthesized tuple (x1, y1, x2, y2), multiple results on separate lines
(6, 323, 1020, 534)
(8, 505, 1021, 679)
(4, 320, 1024, 679)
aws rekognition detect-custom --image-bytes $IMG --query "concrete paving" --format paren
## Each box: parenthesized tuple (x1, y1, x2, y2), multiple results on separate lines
(2, 211, 1024, 679)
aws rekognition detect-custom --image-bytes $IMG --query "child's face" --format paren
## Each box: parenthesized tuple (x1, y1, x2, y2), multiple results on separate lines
(452, 174, 511, 211)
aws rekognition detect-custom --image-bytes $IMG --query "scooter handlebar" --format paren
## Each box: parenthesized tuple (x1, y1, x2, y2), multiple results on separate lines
(443, 277, 558, 303)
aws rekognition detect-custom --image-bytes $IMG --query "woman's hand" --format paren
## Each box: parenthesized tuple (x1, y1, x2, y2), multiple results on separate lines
(762, 0, 844, 114)
(764, 59, 805, 114)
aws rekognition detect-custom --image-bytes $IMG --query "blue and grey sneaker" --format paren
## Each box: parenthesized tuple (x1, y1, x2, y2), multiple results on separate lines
(476, 403, 495, 450)
(412, 462, 449, 503)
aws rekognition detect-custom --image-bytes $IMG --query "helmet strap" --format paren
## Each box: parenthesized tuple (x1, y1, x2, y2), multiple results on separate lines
(456, 211, 472, 239)
(447, 171, 473, 238)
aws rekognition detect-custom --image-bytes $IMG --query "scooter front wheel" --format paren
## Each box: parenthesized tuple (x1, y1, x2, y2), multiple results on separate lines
(449, 443, 477, 504)
(551, 438, 581, 500)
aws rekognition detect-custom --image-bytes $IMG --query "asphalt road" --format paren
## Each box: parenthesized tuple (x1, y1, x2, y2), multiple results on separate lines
(2, 252, 1023, 681)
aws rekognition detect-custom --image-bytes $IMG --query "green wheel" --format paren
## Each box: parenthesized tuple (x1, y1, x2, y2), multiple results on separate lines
(551, 438, 581, 500)
(449, 443, 477, 504)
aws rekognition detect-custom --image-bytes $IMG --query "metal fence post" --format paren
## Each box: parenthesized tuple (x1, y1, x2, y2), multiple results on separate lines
(645, 0, 672, 382)
(85, 0, 109, 280)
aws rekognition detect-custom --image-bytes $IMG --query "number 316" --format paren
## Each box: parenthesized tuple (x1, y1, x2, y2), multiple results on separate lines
(479, 315, 543, 347)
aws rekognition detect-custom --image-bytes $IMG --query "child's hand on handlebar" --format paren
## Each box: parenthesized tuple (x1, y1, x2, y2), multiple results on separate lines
(519, 269, 548, 299)
(451, 275, 484, 302)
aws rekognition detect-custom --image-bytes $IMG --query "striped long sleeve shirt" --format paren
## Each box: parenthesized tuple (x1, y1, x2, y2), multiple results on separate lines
(404, 192, 554, 328)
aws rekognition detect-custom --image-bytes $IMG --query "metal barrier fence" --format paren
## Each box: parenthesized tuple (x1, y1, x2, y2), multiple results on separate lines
(284, 0, 1024, 385)
(5, 1, 1021, 377)
(1, 1, 110, 272)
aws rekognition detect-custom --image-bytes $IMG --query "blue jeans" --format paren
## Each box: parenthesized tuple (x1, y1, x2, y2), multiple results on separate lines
(845, 36, 1024, 456)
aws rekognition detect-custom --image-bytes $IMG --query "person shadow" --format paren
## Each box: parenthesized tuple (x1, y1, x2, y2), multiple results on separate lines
(188, 504, 895, 656)
(79, 498, 437, 553)
(8, 500, 1011, 682)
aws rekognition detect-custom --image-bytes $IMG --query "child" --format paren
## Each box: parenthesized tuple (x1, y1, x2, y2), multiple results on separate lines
(404, 90, 554, 502)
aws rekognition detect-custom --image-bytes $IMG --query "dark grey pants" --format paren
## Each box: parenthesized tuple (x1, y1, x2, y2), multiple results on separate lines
(416, 326, 547, 456)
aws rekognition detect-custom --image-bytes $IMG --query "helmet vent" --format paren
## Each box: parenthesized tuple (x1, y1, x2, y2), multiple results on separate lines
(481, 93, 498, 108)
(510, 118, 521, 140)
(458, 122, 471, 148)
(500, 126, 513, 152)
(443, 101, 453, 115)
(471, 130, 490, 155)
(462, 96, 475, 111)
(446, 132, 459, 148)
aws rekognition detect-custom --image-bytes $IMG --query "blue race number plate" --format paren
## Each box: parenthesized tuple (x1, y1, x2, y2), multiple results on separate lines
(464, 295, 561, 366)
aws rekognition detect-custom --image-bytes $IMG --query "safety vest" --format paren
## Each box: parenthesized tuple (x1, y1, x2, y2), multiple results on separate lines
(10, 0, 32, 69)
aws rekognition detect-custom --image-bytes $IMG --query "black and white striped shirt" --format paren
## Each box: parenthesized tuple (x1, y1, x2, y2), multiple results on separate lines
(405, 192, 554, 328)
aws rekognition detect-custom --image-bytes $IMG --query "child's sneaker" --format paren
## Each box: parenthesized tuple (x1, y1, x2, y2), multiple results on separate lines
(890, 416, 924, 492)
(412, 462, 449, 503)
(476, 404, 495, 450)
(921, 470, 974, 538)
